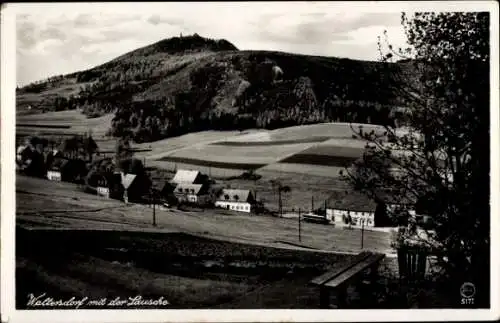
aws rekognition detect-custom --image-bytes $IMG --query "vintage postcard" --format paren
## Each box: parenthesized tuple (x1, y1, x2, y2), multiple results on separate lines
(1, 1, 499, 322)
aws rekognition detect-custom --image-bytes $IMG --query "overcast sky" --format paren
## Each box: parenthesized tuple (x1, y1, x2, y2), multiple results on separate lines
(15, 2, 410, 86)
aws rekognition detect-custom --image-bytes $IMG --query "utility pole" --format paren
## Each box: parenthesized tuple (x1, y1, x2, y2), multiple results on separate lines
(278, 186, 282, 217)
(298, 208, 302, 242)
(151, 190, 157, 227)
(311, 195, 314, 213)
(361, 218, 365, 249)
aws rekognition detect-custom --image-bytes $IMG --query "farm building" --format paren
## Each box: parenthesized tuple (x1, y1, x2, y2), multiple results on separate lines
(174, 183, 211, 204)
(171, 169, 209, 185)
(215, 189, 256, 213)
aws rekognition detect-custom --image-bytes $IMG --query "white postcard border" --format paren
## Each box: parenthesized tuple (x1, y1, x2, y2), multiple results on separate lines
(2, 1, 499, 322)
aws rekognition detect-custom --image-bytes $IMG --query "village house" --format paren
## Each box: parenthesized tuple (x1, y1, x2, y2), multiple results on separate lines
(47, 169, 62, 181)
(325, 191, 380, 228)
(96, 175, 110, 198)
(46, 157, 66, 182)
(174, 183, 211, 204)
(45, 155, 87, 183)
(215, 189, 256, 213)
(325, 190, 419, 228)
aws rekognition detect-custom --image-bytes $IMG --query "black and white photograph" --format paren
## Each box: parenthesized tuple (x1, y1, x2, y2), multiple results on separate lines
(1, 1, 499, 322)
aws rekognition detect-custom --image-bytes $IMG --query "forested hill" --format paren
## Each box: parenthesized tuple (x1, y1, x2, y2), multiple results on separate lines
(16, 33, 417, 143)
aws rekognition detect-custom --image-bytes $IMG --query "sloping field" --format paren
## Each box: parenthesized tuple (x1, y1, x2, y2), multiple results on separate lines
(212, 136, 331, 146)
(258, 163, 346, 179)
(16, 226, 355, 309)
(16, 110, 114, 138)
(145, 160, 244, 178)
(268, 123, 386, 141)
(279, 143, 364, 167)
(258, 137, 370, 177)
(135, 130, 256, 159)
(157, 156, 267, 170)
(165, 143, 315, 165)
(146, 123, 377, 177)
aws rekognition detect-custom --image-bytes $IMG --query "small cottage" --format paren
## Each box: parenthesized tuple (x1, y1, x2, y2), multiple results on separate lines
(215, 189, 255, 213)
(174, 183, 211, 204)
(47, 170, 62, 181)
(96, 175, 110, 198)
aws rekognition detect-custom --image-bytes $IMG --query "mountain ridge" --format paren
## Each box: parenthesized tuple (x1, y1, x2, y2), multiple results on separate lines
(16, 34, 418, 143)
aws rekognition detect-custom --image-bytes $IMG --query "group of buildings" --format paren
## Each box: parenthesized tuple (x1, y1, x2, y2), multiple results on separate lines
(153, 169, 259, 213)
(17, 136, 425, 225)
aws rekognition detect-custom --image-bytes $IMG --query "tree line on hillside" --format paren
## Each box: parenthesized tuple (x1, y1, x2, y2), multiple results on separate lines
(105, 56, 404, 142)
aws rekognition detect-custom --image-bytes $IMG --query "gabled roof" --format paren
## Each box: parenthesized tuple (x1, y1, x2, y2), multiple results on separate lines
(151, 179, 176, 193)
(121, 172, 137, 189)
(217, 189, 253, 203)
(172, 169, 200, 184)
(325, 190, 377, 213)
(174, 183, 205, 195)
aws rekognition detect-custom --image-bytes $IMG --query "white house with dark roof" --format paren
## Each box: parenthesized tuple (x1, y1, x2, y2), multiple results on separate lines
(47, 170, 62, 181)
(215, 189, 255, 213)
(174, 183, 211, 204)
(325, 191, 378, 227)
(325, 190, 420, 228)
(96, 175, 110, 198)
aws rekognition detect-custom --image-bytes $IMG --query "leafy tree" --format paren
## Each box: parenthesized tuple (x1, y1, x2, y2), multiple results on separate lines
(345, 12, 490, 306)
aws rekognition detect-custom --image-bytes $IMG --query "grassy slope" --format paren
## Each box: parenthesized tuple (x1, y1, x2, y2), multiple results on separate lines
(16, 175, 393, 254)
